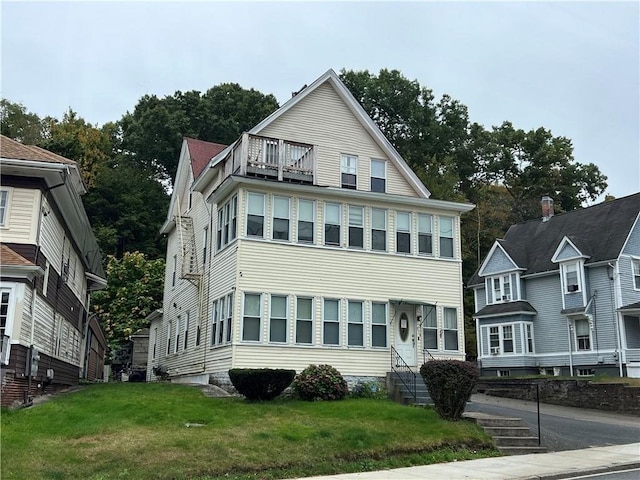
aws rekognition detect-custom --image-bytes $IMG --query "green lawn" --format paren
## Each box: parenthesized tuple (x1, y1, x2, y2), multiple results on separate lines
(1, 383, 498, 480)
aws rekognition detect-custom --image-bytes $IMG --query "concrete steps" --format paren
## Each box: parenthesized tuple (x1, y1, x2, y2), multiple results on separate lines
(386, 372, 433, 406)
(464, 412, 547, 455)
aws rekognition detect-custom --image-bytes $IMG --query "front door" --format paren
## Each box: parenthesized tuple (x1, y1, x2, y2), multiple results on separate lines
(394, 305, 416, 367)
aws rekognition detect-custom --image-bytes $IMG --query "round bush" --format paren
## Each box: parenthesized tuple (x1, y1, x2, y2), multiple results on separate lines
(228, 368, 296, 401)
(293, 364, 348, 401)
(420, 360, 479, 420)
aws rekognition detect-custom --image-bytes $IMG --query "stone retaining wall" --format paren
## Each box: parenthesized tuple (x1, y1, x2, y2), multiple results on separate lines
(476, 378, 640, 415)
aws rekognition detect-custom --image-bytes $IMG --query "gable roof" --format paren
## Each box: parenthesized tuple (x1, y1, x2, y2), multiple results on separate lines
(185, 137, 227, 179)
(1, 135, 77, 165)
(194, 69, 431, 198)
(478, 241, 522, 276)
(469, 192, 640, 286)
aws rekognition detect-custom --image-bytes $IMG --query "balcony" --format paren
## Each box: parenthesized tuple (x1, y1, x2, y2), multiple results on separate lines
(222, 133, 316, 185)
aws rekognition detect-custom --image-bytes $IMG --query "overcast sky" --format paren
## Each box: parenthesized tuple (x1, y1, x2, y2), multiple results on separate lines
(2, 1, 638, 201)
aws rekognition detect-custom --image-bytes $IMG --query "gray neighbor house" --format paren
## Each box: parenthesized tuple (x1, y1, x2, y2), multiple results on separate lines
(469, 193, 640, 378)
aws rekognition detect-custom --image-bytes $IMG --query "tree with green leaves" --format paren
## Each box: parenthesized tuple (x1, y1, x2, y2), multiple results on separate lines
(0, 99, 47, 144)
(91, 252, 165, 356)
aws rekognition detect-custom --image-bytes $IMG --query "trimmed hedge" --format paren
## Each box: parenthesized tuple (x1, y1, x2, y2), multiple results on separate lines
(420, 360, 479, 420)
(228, 368, 296, 401)
(293, 364, 349, 401)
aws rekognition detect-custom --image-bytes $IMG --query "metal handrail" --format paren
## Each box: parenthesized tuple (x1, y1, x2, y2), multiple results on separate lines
(391, 346, 417, 402)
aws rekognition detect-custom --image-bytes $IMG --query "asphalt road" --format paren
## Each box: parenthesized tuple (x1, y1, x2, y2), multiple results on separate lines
(466, 393, 640, 452)
(564, 468, 640, 480)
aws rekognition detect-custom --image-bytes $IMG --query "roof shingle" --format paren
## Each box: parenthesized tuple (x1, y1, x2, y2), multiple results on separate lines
(1, 135, 77, 165)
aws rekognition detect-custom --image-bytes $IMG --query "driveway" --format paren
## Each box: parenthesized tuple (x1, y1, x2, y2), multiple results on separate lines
(466, 393, 640, 452)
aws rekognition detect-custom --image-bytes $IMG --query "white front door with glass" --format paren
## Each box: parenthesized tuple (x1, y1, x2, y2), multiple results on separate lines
(394, 305, 416, 367)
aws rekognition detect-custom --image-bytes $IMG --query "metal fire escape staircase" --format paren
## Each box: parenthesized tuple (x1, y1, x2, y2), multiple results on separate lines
(175, 196, 201, 287)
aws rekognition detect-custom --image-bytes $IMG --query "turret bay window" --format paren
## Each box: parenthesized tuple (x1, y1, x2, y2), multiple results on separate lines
(574, 319, 591, 351)
(439, 217, 454, 258)
(295, 297, 313, 344)
(422, 304, 437, 350)
(242, 293, 262, 341)
(323, 299, 340, 345)
(348, 205, 364, 249)
(347, 300, 364, 346)
(324, 203, 341, 246)
(341, 154, 358, 189)
(297, 199, 314, 244)
(247, 193, 265, 238)
(270, 295, 288, 343)
(272, 196, 291, 241)
(418, 214, 433, 255)
(371, 208, 387, 251)
(370, 159, 386, 193)
(396, 212, 411, 254)
(443, 307, 458, 350)
(371, 302, 387, 347)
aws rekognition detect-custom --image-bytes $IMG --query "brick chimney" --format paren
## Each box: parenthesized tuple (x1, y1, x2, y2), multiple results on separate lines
(541, 196, 554, 222)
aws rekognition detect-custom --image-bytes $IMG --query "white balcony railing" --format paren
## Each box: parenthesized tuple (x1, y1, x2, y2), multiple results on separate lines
(223, 133, 316, 184)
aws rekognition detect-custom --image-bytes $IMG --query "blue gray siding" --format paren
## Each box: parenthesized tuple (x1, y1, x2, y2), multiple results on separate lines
(482, 246, 517, 275)
(623, 316, 640, 349)
(526, 274, 567, 354)
(619, 255, 640, 307)
(475, 286, 487, 312)
(588, 265, 619, 352)
(556, 242, 580, 261)
(564, 290, 584, 309)
(621, 216, 640, 256)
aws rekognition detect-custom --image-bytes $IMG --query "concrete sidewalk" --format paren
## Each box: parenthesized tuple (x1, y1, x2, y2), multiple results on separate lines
(298, 443, 640, 480)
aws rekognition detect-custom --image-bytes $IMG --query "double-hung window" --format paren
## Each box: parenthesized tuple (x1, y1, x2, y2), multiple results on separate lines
(247, 193, 265, 238)
(418, 214, 433, 255)
(211, 300, 218, 346)
(272, 196, 290, 241)
(396, 212, 411, 254)
(1, 288, 13, 363)
(422, 304, 438, 350)
(175, 316, 181, 353)
(297, 199, 314, 244)
(0, 189, 9, 227)
(323, 299, 340, 345)
(347, 300, 363, 346)
(341, 154, 357, 189)
(166, 321, 172, 354)
(371, 302, 387, 347)
(502, 325, 514, 353)
(202, 227, 208, 266)
(230, 196, 237, 242)
(370, 159, 386, 192)
(443, 308, 458, 350)
(633, 258, 640, 290)
(488, 275, 512, 303)
(371, 208, 387, 251)
(270, 295, 288, 343)
(348, 206, 364, 249)
(575, 319, 591, 351)
(225, 293, 233, 343)
(183, 311, 190, 350)
(324, 203, 341, 246)
(296, 297, 313, 344)
(217, 195, 237, 250)
(217, 297, 226, 344)
(564, 263, 580, 293)
(525, 324, 534, 353)
(439, 217, 454, 258)
(242, 293, 262, 342)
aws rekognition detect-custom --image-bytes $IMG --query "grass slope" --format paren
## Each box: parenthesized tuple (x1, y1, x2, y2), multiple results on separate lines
(1, 383, 498, 479)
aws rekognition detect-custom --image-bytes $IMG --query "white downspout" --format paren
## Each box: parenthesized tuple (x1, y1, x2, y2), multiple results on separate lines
(567, 320, 574, 377)
(609, 262, 624, 377)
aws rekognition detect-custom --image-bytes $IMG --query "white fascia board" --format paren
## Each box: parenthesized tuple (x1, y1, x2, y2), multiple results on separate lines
(551, 236, 589, 263)
(0, 265, 44, 281)
(618, 212, 640, 260)
(208, 175, 474, 214)
(86, 272, 108, 291)
(478, 241, 520, 277)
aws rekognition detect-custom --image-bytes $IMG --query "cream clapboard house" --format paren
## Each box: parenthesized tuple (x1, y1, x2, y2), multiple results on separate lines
(148, 70, 474, 388)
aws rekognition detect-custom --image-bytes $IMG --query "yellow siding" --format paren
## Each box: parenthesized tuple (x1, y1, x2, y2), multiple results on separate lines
(259, 83, 418, 196)
(1, 188, 39, 243)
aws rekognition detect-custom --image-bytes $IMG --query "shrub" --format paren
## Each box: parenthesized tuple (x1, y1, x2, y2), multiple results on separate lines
(293, 365, 348, 401)
(420, 360, 479, 420)
(350, 380, 386, 399)
(228, 368, 296, 401)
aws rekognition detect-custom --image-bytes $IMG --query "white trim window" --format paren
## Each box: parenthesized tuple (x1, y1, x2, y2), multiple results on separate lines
(295, 297, 313, 344)
(323, 298, 340, 345)
(439, 217, 454, 258)
(562, 262, 581, 293)
(632, 258, 640, 290)
(272, 196, 291, 241)
(0, 287, 14, 364)
(348, 205, 364, 249)
(247, 192, 265, 238)
(225, 293, 233, 343)
(242, 293, 262, 342)
(183, 311, 190, 350)
(0, 189, 9, 227)
(574, 318, 591, 351)
(174, 316, 181, 353)
(525, 324, 535, 353)
(443, 307, 458, 351)
(422, 304, 438, 350)
(488, 275, 512, 303)
(202, 227, 208, 266)
(297, 199, 314, 244)
(370, 159, 386, 193)
(269, 295, 288, 343)
(210, 300, 218, 346)
(152, 327, 158, 360)
(217, 297, 226, 345)
(487, 324, 515, 355)
(324, 203, 341, 246)
(396, 211, 411, 254)
(371, 208, 387, 251)
(347, 300, 364, 346)
(167, 321, 172, 354)
(418, 214, 433, 256)
(371, 302, 387, 347)
(217, 194, 238, 250)
(341, 154, 358, 189)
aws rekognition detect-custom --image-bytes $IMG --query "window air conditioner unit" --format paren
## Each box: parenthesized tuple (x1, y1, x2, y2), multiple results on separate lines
(568, 284, 579, 292)
(502, 295, 511, 301)
(490, 347, 500, 355)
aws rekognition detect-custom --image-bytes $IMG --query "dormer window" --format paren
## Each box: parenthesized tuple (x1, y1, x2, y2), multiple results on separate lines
(562, 262, 581, 293)
(486, 273, 519, 304)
